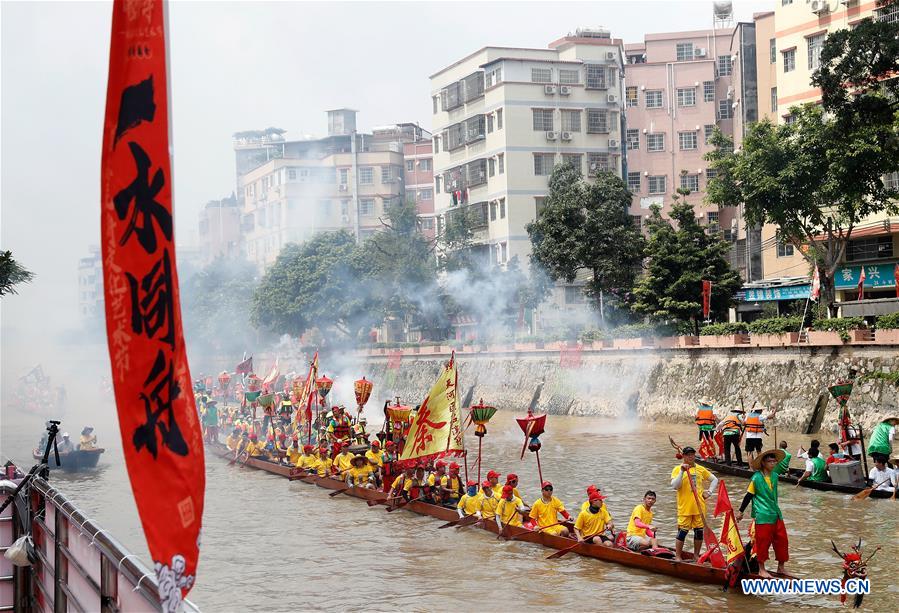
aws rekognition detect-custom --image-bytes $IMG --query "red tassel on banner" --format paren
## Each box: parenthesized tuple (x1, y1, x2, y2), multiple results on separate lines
(100, 1, 204, 608)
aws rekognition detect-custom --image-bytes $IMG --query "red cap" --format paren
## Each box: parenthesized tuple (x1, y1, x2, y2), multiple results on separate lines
(386, 441, 395, 448)
(435, 460, 447, 469)
(448, 462, 460, 471)
(502, 484, 514, 496)
(486, 470, 500, 479)
(541, 481, 553, 489)
(505, 473, 518, 483)
(303, 444, 313, 452)
(292, 436, 299, 442)
(589, 491, 606, 502)
(466, 480, 478, 487)
(482, 480, 493, 489)
(249, 434, 258, 440)
(587, 485, 598, 495)
(371, 440, 380, 447)
(267, 435, 274, 441)
(341, 441, 350, 447)
(278, 433, 287, 440)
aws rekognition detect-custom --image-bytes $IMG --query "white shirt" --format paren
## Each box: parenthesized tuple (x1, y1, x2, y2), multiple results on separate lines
(868, 466, 896, 491)
(845, 426, 862, 457)
(804, 459, 817, 474)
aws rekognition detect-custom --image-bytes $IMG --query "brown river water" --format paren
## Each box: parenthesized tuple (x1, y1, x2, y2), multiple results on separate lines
(2, 408, 897, 611)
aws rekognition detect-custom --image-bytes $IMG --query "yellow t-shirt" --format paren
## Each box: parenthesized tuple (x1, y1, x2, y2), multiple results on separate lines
(746, 475, 773, 494)
(441, 475, 462, 495)
(403, 477, 425, 493)
(246, 441, 264, 457)
(225, 435, 240, 451)
(334, 452, 354, 473)
(391, 475, 406, 491)
(529, 496, 566, 528)
(574, 504, 613, 538)
(626, 504, 654, 538)
(457, 494, 481, 516)
(286, 448, 301, 465)
(479, 493, 500, 519)
(311, 456, 331, 477)
(496, 496, 525, 527)
(348, 464, 374, 486)
(671, 464, 713, 516)
(366, 450, 384, 467)
(495, 484, 522, 499)
(427, 473, 446, 487)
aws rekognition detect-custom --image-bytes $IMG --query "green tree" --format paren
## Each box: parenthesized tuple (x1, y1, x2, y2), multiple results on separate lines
(0, 250, 34, 296)
(437, 202, 483, 273)
(251, 231, 374, 339)
(526, 164, 645, 314)
(633, 198, 742, 332)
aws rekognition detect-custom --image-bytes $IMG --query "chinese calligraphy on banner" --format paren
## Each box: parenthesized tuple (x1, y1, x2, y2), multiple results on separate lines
(100, 1, 203, 609)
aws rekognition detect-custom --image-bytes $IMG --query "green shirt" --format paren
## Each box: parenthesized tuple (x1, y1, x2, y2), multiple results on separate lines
(807, 456, 827, 482)
(775, 451, 792, 474)
(748, 468, 784, 524)
(867, 422, 894, 457)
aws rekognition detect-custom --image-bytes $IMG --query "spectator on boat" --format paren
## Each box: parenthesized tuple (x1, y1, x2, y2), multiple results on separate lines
(529, 481, 571, 537)
(825, 442, 848, 466)
(867, 417, 899, 465)
(744, 405, 778, 463)
(57, 433, 74, 453)
(456, 480, 481, 518)
(78, 426, 97, 450)
(574, 490, 615, 546)
(477, 480, 500, 521)
(796, 447, 827, 486)
(737, 447, 790, 579)
(717, 408, 745, 466)
(775, 440, 792, 473)
(626, 491, 659, 552)
(670, 446, 718, 562)
(202, 400, 219, 443)
(694, 399, 718, 458)
(495, 484, 527, 529)
(867, 456, 896, 494)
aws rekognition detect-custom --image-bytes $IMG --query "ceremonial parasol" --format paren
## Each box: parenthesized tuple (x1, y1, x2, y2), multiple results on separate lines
(516, 381, 547, 483)
(468, 400, 497, 483)
(218, 371, 231, 391)
(244, 374, 262, 403)
(316, 375, 333, 401)
(354, 377, 373, 413)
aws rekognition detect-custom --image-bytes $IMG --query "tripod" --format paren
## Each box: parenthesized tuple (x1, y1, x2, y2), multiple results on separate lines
(0, 420, 62, 515)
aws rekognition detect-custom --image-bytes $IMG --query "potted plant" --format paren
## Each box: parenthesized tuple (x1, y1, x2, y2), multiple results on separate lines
(874, 313, 899, 344)
(698, 322, 749, 347)
(808, 317, 866, 344)
(748, 316, 802, 347)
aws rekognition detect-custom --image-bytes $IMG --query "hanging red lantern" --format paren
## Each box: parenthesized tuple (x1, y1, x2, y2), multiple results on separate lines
(315, 375, 333, 400)
(218, 371, 231, 390)
(354, 377, 373, 409)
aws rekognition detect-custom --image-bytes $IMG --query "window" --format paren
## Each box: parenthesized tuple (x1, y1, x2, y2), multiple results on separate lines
(561, 110, 581, 132)
(381, 166, 394, 183)
(406, 160, 414, 172)
(559, 69, 580, 84)
(420, 218, 434, 230)
(498, 154, 504, 174)
(586, 108, 609, 133)
(776, 240, 794, 258)
(677, 87, 696, 107)
(432, 96, 439, 114)
(784, 113, 797, 125)
(645, 90, 663, 108)
(676, 42, 694, 62)
(531, 67, 552, 83)
(769, 38, 776, 64)
(535, 196, 546, 217)
(626, 86, 638, 107)
(703, 81, 715, 102)
(717, 55, 733, 76)
(433, 136, 440, 154)
(487, 114, 494, 133)
(586, 65, 606, 89)
(885, 171, 899, 190)
(706, 211, 719, 230)
(359, 198, 375, 216)
(587, 152, 609, 175)
(626, 128, 640, 150)
(561, 153, 582, 172)
(288, 169, 297, 180)
(435, 176, 441, 193)
(877, 1, 899, 23)
(499, 198, 506, 219)
(496, 108, 503, 129)
(358, 167, 373, 184)
(704, 124, 715, 144)
(680, 173, 699, 192)
(490, 201, 497, 221)
(771, 87, 778, 112)
(534, 153, 555, 176)
(565, 286, 586, 304)
(783, 48, 796, 73)
(717, 100, 733, 120)
(782, 0, 793, 5)
(533, 109, 554, 131)
(679, 131, 698, 150)
(420, 159, 431, 171)
(419, 189, 433, 201)
(706, 168, 718, 181)
(628, 54, 646, 64)
(627, 171, 641, 192)
(807, 33, 825, 71)
(647, 132, 665, 152)
(846, 236, 894, 262)
(648, 175, 667, 194)
(488, 157, 495, 177)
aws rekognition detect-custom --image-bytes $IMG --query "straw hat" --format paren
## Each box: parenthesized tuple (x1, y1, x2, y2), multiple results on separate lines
(750, 448, 786, 471)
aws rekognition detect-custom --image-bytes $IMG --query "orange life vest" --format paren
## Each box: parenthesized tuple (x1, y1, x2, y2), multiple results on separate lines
(695, 408, 716, 426)
(744, 414, 764, 433)
(721, 416, 742, 433)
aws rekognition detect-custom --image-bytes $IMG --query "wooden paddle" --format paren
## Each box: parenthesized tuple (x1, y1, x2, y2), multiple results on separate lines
(545, 540, 583, 560)
(454, 516, 484, 530)
(329, 485, 353, 497)
(852, 477, 893, 501)
(438, 514, 479, 529)
(507, 522, 562, 541)
(385, 498, 416, 512)
(367, 495, 401, 507)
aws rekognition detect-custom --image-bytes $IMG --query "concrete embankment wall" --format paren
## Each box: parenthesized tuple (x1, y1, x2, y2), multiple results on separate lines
(361, 346, 899, 434)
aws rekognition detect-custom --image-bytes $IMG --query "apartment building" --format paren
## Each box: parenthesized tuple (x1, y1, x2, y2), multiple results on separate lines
(77, 246, 103, 319)
(430, 28, 626, 270)
(403, 136, 435, 239)
(197, 194, 242, 264)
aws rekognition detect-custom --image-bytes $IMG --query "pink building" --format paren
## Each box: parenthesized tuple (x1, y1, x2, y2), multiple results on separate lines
(623, 29, 736, 233)
(403, 135, 435, 239)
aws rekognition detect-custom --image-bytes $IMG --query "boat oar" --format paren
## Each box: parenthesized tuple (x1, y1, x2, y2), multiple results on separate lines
(545, 540, 582, 560)
(852, 478, 893, 501)
(386, 498, 416, 512)
(329, 485, 353, 497)
(507, 522, 561, 541)
(454, 516, 484, 530)
(366, 495, 400, 507)
(437, 514, 479, 529)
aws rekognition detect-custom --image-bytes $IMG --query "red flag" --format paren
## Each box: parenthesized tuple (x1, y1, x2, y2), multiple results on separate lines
(701, 279, 712, 319)
(713, 479, 733, 517)
(101, 1, 203, 607)
(810, 265, 820, 301)
(235, 356, 253, 375)
(857, 266, 866, 300)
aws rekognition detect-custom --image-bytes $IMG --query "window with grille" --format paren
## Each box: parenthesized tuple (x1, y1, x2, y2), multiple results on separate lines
(679, 131, 698, 150)
(561, 110, 581, 132)
(627, 171, 641, 192)
(559, 69, 580, 84)
(877, 1, 899, 23)
(645, 90, 663, 108)
(776, 240, 794, 258)
(534, 153, 555, 176)
(771, 87, 778, 112)
(626, 86, 638, 107)
(885, 171, 899, 190)
(288, 169, 297, 180)
(533, 109, 554, 131)
(406, 160, 414, 172)
(704, 124, 715, 144)
(498, 154, 504, 174)
(630, 215, 642, 229)
(769, 38, 776, 64)
(561, 154, 582, 172)
(680, 174, 699, 192)
(706, 168, 718, 181)
(441, 81, 462, 111)
(466, 159, 488, 187)
(381, 166, 395, 183)
(487, 114, 494, 133)
(532, 67, 552, 83)
(647, 133, 665, 152)
(717, 100, 733, 119)
(706, 211, 719, 230)
(586, 108, 609, 133)
(497, 109, 503, 129)
(783, 49, 795, 73)
(717, 55, 733, 76)
(433, 96, 439, 114)
(419, 189, 433, 201)
(626, 129, 640, 150)
(435, 176, 441, 193)
(360, 198, 375, 216)
(490, 201, 497, 221)
(488, 158, 495, 177)
(499, 198, 506, 218)
(359, 167, 373, 184)
(648, 175, 667, 194)
(587, 152, 609, 175)
(847, 236, 893, 261)
(703, 81, 714, 102)
(462, 72, 484, 102)
(433, 136, 440, 154)
(807, 33, 825, 71)
(676, 42, 694, 61)
(586, 65, 606, 89)
(420, 159, 431, 171)
(677, 87, 696, 107)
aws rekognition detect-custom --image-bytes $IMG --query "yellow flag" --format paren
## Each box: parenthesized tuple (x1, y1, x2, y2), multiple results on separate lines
(399, 354, 464, 463)
(719, 511, 745, 563)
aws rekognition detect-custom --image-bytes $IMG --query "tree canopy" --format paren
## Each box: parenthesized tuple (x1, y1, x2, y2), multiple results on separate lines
(0, 250, 34, 297)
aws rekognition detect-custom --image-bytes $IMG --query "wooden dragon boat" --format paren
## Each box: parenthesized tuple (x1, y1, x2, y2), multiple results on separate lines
(696, 458, 893, 499)
(207, 442, 790, 594)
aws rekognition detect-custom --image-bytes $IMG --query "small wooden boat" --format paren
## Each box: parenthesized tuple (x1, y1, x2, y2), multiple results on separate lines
(33, 448, 104, 471)
(207, 441, 788, 594)
(696, 458, 893, 499)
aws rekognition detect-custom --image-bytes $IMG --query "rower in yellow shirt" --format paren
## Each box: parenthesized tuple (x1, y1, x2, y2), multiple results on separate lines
(495, 485, 527, 529)
(574, 491, 615, 546)
(670, 446, 718, 562)
(486, 470, 502, 496)
(225, 428, 242, 451)
(501, 474, 523, 500)
(294, 444, 313, 469)
(529, 481, 571, 537)
(440, 462, 464, 506)
(580, 485, 603, 512)
(309, 445, 332, 477)
(390, 466, 414, 499)
(427, 461, 448, 502)
(285, 437, 302, 465)
(456, 480, 482, 518)
(626, 491, 658, 551)
(346, 455, 375, 488)
(478, 480, 500, 520)
(245, 434, 264, 457)
(333, 441, 355, 475)
(365, 439, 385, 468)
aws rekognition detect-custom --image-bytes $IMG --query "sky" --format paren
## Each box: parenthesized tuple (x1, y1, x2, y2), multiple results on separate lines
(0, 0, 773, 363)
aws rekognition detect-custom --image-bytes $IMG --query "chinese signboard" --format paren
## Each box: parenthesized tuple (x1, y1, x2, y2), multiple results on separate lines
(834, 262, 899, 290)
(743, 285, 811, 302)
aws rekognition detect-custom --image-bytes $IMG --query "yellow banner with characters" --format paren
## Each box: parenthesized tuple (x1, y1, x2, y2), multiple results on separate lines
(399, 354, 465, 464)
(720, 512, 745, 563)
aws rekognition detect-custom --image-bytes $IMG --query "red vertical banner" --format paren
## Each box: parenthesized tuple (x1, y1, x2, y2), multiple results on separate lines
(857, 266, 866, 301)
(100, 0, 204, 608)
(701, 279, 712, 320)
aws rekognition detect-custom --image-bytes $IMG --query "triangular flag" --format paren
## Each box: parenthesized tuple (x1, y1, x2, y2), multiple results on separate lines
(714, 479, 733, 517)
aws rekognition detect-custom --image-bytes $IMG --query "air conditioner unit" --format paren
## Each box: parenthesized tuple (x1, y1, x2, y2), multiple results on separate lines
(544, 84, 557, 95)
(338, 184, 348, 191)
(606, 52, 616, 60)
(607, 93, 617, 102)
(695, 48, 707, 57)
(559, 85, 572, 96)
(545, 131, 558, 141)
(608, 139, 618, 148)
(561, 131, 573, 141)
(810, 0, 829, 13)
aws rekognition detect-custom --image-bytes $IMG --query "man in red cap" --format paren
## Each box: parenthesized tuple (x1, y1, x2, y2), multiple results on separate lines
(309, 444, 331, 477)
(477, 480, 499, 520)
(502, 473, 523, 500)
(496, 484, 527, 530)
(529, 481, 570, 537)
(427, 460, 448, 503)
(456, 480, 481, 518)
(285, 436, 302, 466)
(245, 433, 264, 458)
(486, 470, 501, 495)
(381, 440, 398, 493)
(296, 444, 315, 469)
(581, 485, 603, 512)
(574, 490, 615, 546)
(333, 441, 354, 476)
(440, 462, 464, 506)
(390, 465, 414, 499)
